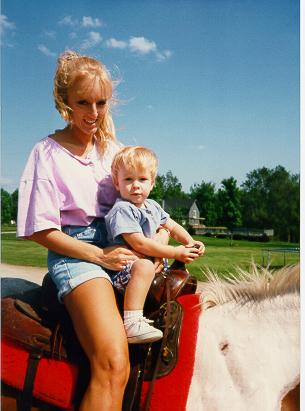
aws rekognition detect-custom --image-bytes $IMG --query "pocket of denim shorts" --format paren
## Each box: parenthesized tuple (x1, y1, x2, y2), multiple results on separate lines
(63, 220, 107, 247)
(74, 226, 101, 243)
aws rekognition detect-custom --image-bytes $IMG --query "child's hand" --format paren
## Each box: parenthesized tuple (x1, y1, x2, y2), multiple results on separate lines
(189, 240, 205, 256)
(174, 245, 200, 263)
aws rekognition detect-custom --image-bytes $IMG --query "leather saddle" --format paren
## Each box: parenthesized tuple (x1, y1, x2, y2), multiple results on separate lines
(1, 262, 197, 411)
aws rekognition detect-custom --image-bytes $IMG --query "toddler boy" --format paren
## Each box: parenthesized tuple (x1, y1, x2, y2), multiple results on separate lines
(105, 146, 204, 344)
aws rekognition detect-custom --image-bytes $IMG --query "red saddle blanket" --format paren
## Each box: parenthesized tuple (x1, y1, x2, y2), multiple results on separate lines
(1, 294, 200, 410)
(141, 294, 201, 410)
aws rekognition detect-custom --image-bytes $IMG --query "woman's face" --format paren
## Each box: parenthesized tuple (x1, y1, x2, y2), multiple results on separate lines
(67, 76, 110, 137)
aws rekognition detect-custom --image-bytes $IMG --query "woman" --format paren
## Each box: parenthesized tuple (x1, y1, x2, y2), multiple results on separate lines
(17, 50, 157, 411)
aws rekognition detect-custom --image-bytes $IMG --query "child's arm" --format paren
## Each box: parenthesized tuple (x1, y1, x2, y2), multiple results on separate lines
(162, 218, 205, 255)
(121, 232, 200, 263)
(162, 218, 193, 245)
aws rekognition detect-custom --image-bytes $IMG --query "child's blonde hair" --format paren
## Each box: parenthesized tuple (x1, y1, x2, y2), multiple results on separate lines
(111, 146, 158, 184)
(53, 50, 116, 152)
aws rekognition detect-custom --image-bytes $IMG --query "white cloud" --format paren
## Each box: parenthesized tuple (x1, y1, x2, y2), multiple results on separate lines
(105, 34, 172, 62)
(156, 49, 173, 61)
(129, 36, 157, 54)
(80, 31, 102, 49)
(59, 15, 103, 29)
(38, 44, 56, 57)
(44, 30, 56, 39)
(55, 16, 172, 62)
(0, 14, 16, 46)
(81, 16, 102, 28)
(163, 50, 172, 58)
(106, 38, 128, 49)
(58, 15, 77, 26)
(0, 14, 15, 35)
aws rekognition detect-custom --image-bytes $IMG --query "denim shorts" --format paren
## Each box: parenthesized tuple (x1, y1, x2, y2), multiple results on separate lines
(48, 218, 112, 302)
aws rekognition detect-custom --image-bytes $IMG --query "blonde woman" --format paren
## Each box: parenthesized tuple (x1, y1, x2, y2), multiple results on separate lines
(17, 50, 145, 411)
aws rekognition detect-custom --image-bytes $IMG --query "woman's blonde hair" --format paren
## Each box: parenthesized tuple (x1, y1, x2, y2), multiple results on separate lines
(53, 50, 117, 152)
(111, 146, 158, 184)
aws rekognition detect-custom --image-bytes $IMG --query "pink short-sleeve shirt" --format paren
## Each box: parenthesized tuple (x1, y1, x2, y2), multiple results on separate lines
(17, 136, 121, 237)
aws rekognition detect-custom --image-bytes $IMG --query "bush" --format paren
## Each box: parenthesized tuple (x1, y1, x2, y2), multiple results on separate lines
(187, 226, 195, 236)
(216, 233, 229, 239)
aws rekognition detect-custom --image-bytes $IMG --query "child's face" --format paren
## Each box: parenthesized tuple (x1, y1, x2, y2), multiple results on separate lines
(114, 165, 154, 207)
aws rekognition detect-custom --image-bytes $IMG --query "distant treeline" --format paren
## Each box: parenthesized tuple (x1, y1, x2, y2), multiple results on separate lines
(1, 165, 299, 242)
(149, 165, 299, 243)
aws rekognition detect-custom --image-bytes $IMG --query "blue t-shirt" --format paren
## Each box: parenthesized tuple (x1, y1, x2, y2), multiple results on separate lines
(104, 198, 169, 245)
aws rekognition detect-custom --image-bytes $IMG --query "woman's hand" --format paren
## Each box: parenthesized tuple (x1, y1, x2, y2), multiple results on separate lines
(29, 229, 140, 272)
(98, 246, 140, 271)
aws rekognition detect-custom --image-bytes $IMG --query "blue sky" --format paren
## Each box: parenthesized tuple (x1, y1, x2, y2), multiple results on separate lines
(1, 0, 300, 193)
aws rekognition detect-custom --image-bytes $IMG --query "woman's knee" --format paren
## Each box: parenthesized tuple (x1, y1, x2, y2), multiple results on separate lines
(91, 347, 130, 387)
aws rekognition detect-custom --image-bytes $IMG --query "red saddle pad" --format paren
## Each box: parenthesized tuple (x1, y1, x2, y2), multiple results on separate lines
(1, 293, 201, 410)
(1, 339, 78, 409)
(140, 293, 201, 411)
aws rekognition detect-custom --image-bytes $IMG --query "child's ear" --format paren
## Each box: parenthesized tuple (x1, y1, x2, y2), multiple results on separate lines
(113, 177, 119, 191)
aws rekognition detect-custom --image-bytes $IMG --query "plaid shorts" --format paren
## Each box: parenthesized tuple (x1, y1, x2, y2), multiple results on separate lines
(111, 263, 132, 293)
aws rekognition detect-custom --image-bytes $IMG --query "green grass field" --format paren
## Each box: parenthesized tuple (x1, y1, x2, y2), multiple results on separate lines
(183, 236, 300, 280)
(1, 227, 299, 280)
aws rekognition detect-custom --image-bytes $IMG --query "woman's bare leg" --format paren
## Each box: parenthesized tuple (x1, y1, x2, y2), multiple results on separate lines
(63, 278, 130, 411)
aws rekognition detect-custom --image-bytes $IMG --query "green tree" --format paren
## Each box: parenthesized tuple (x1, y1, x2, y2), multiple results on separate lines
(150, 171, 190, 225)
(1, 189, 12, 224)
(151, 171, 187, 203)
(150, 175, 166, 204)
(166, 207, 187, 225)
(190, 181, 218, 225)
(11, 189, 18, 221)
(216, 177, 242, 229)
(163, 171, 185, 199)
(241, 167, 271, 228)
(241, 166, 300, 242)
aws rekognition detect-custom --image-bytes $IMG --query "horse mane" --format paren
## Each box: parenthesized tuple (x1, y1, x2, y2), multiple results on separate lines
(199, 264, 300, 310)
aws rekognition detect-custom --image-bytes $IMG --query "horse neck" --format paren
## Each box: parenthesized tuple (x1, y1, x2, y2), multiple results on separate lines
(187, 292, 300, 411)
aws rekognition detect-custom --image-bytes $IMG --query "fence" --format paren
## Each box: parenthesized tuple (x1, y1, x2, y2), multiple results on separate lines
(261, 248, 300, 267)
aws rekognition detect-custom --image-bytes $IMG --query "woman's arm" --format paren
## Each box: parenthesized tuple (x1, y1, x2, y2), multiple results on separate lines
(29, 229, 138, 271)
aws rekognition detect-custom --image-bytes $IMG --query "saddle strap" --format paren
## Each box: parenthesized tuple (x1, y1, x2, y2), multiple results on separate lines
(143, 280, 171, 411)
(123, 346, 149, 411)
(18, 351, 42, 411)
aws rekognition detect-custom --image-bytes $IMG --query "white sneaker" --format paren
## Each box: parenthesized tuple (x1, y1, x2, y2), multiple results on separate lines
(124, 317, 163, 344)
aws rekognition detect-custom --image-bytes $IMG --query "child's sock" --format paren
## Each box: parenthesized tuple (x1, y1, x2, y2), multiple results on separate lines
(123, 309, 163, 344)
(124, 310, 143, 324)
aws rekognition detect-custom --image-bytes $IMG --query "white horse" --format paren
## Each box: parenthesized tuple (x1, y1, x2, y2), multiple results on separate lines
(1, 264, 300, 411)
(187, 264, 300, 411)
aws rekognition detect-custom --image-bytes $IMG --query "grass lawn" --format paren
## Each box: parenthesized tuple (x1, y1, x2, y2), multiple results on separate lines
(179, 236, 300, 280)
(1, 228, 299, 280)
(1, 233, 48, 267)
